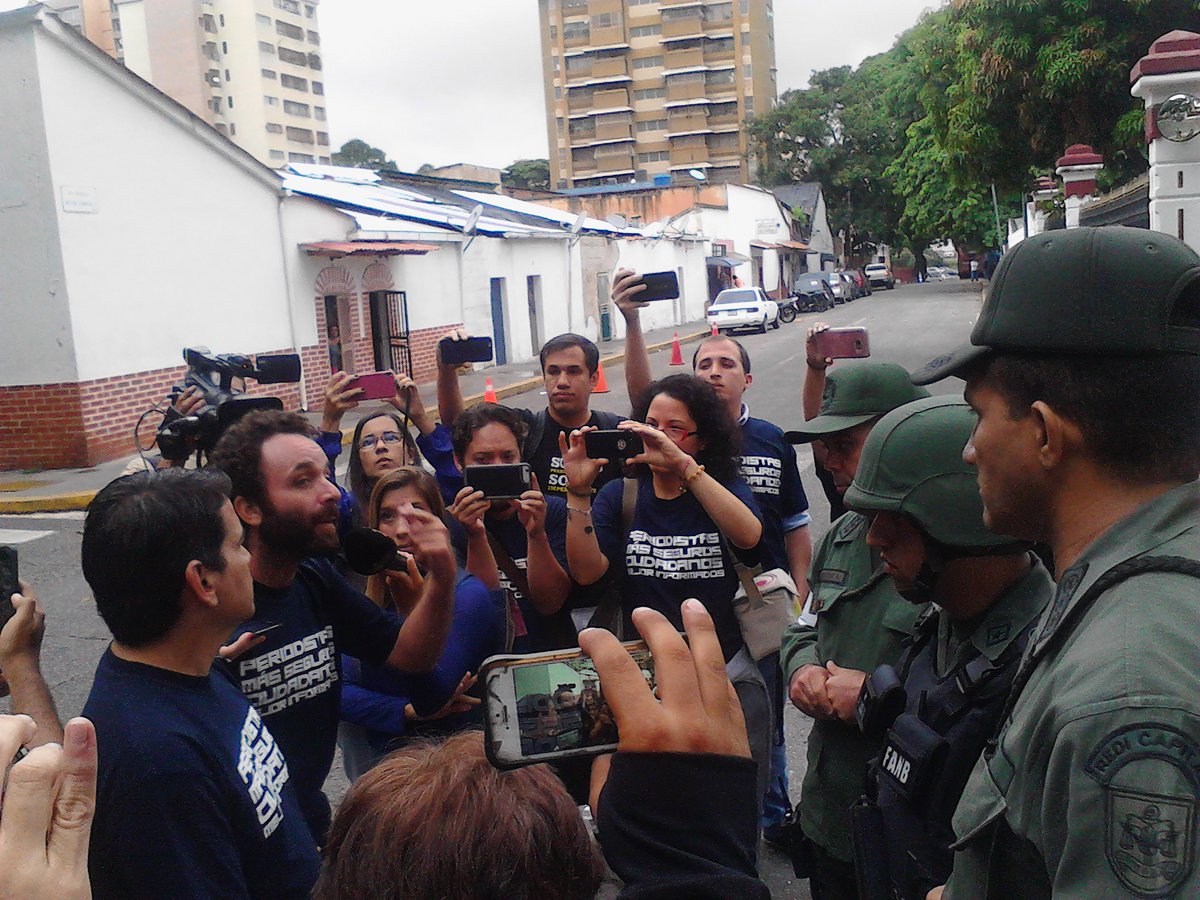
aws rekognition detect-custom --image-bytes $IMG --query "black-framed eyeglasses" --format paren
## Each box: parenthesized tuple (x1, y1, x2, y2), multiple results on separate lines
(360, 431, 404, 450)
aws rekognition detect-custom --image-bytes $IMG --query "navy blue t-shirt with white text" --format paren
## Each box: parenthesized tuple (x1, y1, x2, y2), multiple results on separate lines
(591, 473, 761, 661)
(739, 412, 811, 572)
(220, 557, 403, 840)
(85, 650, 320, 900)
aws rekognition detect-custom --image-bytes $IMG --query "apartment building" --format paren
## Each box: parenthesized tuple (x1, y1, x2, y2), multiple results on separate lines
(46, 0, 330, 168)
(537, 0, 776, 190)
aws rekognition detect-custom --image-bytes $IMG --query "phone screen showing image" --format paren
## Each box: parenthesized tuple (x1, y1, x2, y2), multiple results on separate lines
(484, 645, 655, 768)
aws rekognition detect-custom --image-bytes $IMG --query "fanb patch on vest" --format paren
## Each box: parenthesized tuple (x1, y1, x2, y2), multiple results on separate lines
(1085, 723, 1200, 896)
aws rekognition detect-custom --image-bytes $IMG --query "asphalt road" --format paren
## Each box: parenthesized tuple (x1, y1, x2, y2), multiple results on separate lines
(0, 278, 981, 898)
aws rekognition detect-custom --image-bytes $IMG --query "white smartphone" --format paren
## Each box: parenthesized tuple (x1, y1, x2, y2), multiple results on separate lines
(481, 642, 655, 770)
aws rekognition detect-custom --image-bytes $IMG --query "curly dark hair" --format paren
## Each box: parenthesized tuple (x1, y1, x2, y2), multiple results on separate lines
(451, 404, 529, 460)
(210, 410, 317, 505)
(631, 373, 741, 483)
(347, 411, 423, 521)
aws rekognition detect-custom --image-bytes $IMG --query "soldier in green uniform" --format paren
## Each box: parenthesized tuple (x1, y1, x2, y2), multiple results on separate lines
(913, 226, 1200, 899)
(838, 396, 1053, 900)
(780, 362, 930, 897)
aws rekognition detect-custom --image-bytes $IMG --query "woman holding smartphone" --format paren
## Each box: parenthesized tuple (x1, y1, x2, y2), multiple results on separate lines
(337, 467, 505, 780)
(560, 373, 771, 800)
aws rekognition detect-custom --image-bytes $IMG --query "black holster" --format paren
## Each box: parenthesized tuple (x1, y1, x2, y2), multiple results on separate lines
(850, 797, 892, 900)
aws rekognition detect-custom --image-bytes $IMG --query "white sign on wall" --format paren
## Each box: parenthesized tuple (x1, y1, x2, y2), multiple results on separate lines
(755, 217, 778, 237)
(61, 186, 98, 214)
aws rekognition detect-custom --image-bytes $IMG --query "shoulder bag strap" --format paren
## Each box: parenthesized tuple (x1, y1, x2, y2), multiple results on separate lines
(991, 555, 1200, 742)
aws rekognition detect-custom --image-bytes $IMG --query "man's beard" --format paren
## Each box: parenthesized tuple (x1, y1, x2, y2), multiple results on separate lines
(258, 499, 340, 558)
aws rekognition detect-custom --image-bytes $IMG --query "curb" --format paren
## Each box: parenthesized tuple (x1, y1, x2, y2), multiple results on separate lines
(0, 491, 100, 514)
(0, 327, 712, 514)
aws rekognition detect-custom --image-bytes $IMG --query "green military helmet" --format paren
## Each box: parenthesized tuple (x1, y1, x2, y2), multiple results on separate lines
(844, 395, 1017, 550)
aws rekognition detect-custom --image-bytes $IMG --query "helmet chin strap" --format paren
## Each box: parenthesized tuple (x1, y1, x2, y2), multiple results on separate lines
(896, 537, 948, 605)
(895, 534, 1035, 605)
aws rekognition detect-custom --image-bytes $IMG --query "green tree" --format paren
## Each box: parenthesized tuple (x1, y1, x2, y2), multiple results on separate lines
(917, 0, 1198, 190)
(501, 159, 552, 191)
(331, 139, 396, 170)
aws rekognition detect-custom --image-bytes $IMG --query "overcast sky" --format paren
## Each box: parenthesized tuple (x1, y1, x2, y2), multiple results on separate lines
(318, 0, 942, 171)
(3, 0, 942, 170)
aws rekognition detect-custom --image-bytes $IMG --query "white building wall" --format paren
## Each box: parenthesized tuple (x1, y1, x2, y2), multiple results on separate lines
(32, 26, 307, 382)
(0, 23, 77, 386)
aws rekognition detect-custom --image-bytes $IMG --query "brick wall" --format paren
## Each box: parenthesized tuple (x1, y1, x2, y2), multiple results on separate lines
(1, 348, 308, 472)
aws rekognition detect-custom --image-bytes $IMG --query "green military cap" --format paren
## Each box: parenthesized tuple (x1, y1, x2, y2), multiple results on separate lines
(785, 362, 931, 443)
(844, 395, 1019, 549)
(913, 226, 1200, 385)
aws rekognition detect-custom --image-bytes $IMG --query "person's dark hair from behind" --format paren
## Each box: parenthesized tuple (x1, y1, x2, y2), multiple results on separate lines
(690, 334, 752, 374)
(314, 731, 604, 900)
(81, 468, 233, 647)
(631, 373, 742, 483)
(347, 410, 422, 512)
(450, 403, 530, 460)
(540, 333, 600, 375)
(978, 353, 1200, 485)
(209, 410, 316, 504)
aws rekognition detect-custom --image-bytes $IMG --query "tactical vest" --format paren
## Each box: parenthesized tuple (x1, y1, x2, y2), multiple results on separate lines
(858, 609, 1037, 900)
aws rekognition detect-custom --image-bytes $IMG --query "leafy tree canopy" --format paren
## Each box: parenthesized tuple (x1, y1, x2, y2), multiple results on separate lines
(331, 139, 396, 171)
(501, 159, 552, 191)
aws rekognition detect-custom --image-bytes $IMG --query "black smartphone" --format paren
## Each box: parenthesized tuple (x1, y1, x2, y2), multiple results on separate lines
(464, 463, 533, 500)
(0, 546, 18, 628)
(252, 622, 283, 639)
(440, 336, 494, 366)
(584, 429, 643, 460)
(637, 271, 680, 302)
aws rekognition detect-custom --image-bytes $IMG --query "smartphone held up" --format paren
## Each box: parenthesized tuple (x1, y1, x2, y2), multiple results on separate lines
(463, 463, 532, 500)
(814, 326, 871, 360)
(583, 429, 643, 461)
(482, 642, 655, 769)
(347, 371, 398, 402)
(0, 545, 17, 628)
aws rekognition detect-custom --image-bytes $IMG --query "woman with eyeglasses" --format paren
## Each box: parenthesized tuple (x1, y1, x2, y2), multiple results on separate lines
(317, 371, 459, 530)
(561, 373, 773, 803)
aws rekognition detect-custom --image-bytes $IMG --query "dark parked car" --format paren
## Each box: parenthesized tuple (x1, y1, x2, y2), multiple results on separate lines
(845, 269, 872, 297)
(790, 274, 836, 314)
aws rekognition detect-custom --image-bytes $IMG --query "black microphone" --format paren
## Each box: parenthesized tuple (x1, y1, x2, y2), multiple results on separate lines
(342, 527, 411, 576)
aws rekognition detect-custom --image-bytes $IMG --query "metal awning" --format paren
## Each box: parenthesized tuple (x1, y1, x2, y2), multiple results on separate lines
(706, 251, 751, 268)
(300, 241, 440, 257)
(776, 240, 809, 251)
(750, 240, 778, 249)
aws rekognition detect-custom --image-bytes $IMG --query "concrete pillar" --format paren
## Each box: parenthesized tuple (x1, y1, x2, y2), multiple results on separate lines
(1055, 145, 1103, 228)
(1028, 175, 1058, 238)
(1131, 30, 1200, 252)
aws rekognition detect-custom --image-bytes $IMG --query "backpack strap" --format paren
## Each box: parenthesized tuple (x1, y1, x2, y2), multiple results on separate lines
(521, 410, 548, 462)
(991, 555, 1200, 741)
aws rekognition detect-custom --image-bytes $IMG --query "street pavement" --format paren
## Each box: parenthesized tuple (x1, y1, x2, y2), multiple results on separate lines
(0, 278, 981, 897)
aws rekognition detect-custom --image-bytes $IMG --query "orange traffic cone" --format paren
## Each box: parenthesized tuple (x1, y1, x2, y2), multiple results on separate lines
(669, 332, 684, 366)
(483, 377, 498, 403)
(593, 362, 611, 394)
(710, 322, 719, 336)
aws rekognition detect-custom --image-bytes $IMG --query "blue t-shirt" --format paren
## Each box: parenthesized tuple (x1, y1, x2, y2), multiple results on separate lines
(340, 570, 505, 753)
(448, 497, 573, 653)
(591, 473, 762, 661)
(739, 412, 811, 572)
(84, 649, 320, 900)
(220, 557, 403, 840)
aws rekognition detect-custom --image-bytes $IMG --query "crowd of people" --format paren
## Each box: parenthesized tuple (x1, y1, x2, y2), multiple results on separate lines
(2, 225, 1200, 899)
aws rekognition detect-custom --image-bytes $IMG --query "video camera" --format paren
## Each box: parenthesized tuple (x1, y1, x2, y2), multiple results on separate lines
(156, 347, 302, 461)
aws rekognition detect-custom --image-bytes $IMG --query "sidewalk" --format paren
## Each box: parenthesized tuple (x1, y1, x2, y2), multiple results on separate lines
(0, 319, 709, 513)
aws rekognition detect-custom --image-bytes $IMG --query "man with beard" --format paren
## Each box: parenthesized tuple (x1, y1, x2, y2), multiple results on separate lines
(210, 411, 456, 842)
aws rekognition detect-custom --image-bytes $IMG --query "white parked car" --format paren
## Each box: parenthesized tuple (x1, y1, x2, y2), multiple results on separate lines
(927, 265, 956, 281)
(707, 288, 780, 334)
(865, 263, 896, 289)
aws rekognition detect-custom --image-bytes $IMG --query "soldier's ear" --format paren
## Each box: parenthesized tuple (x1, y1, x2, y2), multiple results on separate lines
(1030, 401, 1079, 470)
